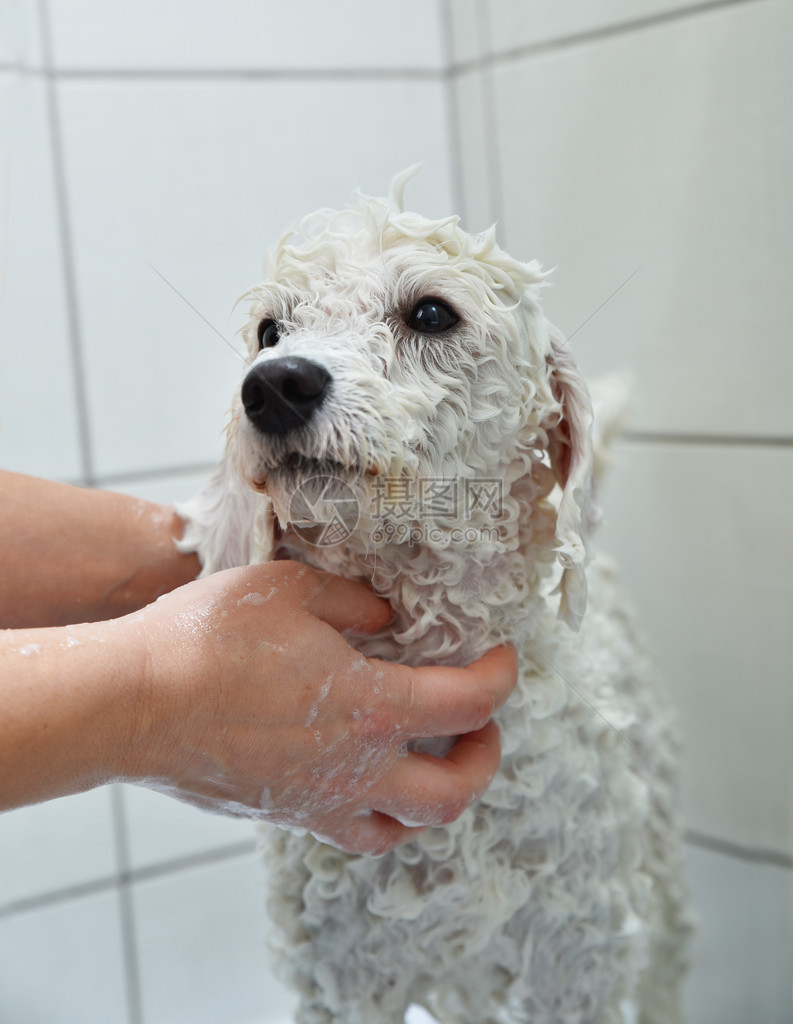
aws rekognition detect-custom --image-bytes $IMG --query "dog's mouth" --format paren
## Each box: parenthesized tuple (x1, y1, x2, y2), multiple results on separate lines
(251, 451, 380, 491)
(251, 453, 368, 557)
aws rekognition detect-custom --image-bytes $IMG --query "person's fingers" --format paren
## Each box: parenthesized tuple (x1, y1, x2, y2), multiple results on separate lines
(314, 811, 425, 857)
(273, 563, 393, 635)
(389, 645, 517, 740)
(370, 720, 502, 828)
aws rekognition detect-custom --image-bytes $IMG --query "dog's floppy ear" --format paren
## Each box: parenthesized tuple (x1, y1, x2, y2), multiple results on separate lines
(544, 331, 598, 630)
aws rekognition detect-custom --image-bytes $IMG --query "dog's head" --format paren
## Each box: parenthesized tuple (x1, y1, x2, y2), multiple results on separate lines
(227, 174, 596, 627)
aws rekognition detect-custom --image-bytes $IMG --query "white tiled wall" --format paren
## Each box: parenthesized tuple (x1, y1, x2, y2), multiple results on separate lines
(0, 788, 117, 906)
(132, 854, 294, 1024)
(486, 0, 719, 54)
(685, 844, 793, 1023)
(600, 442, 793, 853)
(45, 0, 445, 73)
(58, 75, 453, 479)
(0, 74, 84, 480)
(1, 1, 791, 1022)
(491, 0, 793, 440)
(0, 888, 129, 1024)
(121, 786, 255, 873)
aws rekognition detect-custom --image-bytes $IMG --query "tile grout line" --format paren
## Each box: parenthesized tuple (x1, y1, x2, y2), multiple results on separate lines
(33, 66, 446, 82)
(439, 0, 465, 223)
(622, 430, 793, 449)
(3, 0, 769, 85)
(111, 786, 144, 1024)
(91, 459, 218, 489)
(0, 63, 39, 74)
(685, 828, 793, 870)
(475, 0, 504, 240)
(450, 0, 769, 75)
(0, 872, 121, 920)
(36, 0, 95, 487)
(0, 837, 259, 920)
(56, 460, 217, 491)
(126, 838, 260, 885)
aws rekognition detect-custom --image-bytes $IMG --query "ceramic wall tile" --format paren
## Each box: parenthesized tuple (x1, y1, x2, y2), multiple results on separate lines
(599, 440, 793, 853)
(487, 0, 709, 56)
(46, 0, 445, 72)
(684, 843, 793, 1023)
(488, 0, 792, 436)
(0, 76, 84, 480)
(122, 785, 257, 873)
(133, 852, 294, 1024)
(0, 889, 129, 1024)
(57, 77, 453, 478)
(0, 788, 117, 907)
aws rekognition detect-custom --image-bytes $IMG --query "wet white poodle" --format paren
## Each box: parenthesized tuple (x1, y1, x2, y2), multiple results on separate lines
(178, 172, 692, 1024)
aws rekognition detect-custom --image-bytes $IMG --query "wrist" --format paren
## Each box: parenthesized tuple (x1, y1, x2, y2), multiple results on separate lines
(109, 585, 216, 789)
(88, 614, 156, 786)
(0, 617, 150, 809)
(101, 506, 201, 620)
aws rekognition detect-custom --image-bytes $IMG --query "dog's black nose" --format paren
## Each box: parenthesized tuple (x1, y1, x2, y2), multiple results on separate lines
(241, 356, 331, 435)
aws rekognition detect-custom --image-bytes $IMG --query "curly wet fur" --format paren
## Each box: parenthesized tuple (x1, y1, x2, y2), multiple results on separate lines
(178, 172, 692, 1023)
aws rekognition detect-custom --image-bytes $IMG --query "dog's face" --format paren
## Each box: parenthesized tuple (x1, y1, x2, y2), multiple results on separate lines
(226, 189, 595, 627)
(231, 199, 558, 507)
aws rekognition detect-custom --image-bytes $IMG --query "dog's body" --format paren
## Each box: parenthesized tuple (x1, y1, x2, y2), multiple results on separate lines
(178, 175, 691, 1023)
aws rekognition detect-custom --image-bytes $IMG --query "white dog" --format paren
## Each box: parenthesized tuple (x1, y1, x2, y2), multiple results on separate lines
(178, 172, 692, 1024)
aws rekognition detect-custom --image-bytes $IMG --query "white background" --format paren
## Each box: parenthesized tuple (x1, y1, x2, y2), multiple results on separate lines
(1, 1, 791, 1021)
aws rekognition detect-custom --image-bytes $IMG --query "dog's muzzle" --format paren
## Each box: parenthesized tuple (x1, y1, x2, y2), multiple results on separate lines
(241, 356, 331, 435)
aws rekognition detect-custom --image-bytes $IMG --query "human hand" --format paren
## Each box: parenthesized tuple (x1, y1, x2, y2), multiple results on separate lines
(119, 561, 517, 855)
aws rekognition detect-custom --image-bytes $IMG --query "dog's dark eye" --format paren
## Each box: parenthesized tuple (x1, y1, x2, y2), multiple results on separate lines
(257, 319, 280, 349)
(407, 299, 458, 334)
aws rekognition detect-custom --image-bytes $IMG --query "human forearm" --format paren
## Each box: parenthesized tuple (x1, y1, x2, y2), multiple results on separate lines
(0, 618, 144, 810)
(0, 471, 201, 627)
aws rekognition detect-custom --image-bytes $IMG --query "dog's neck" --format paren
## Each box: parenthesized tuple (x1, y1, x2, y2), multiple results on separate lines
(273, 470, 560, 668)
